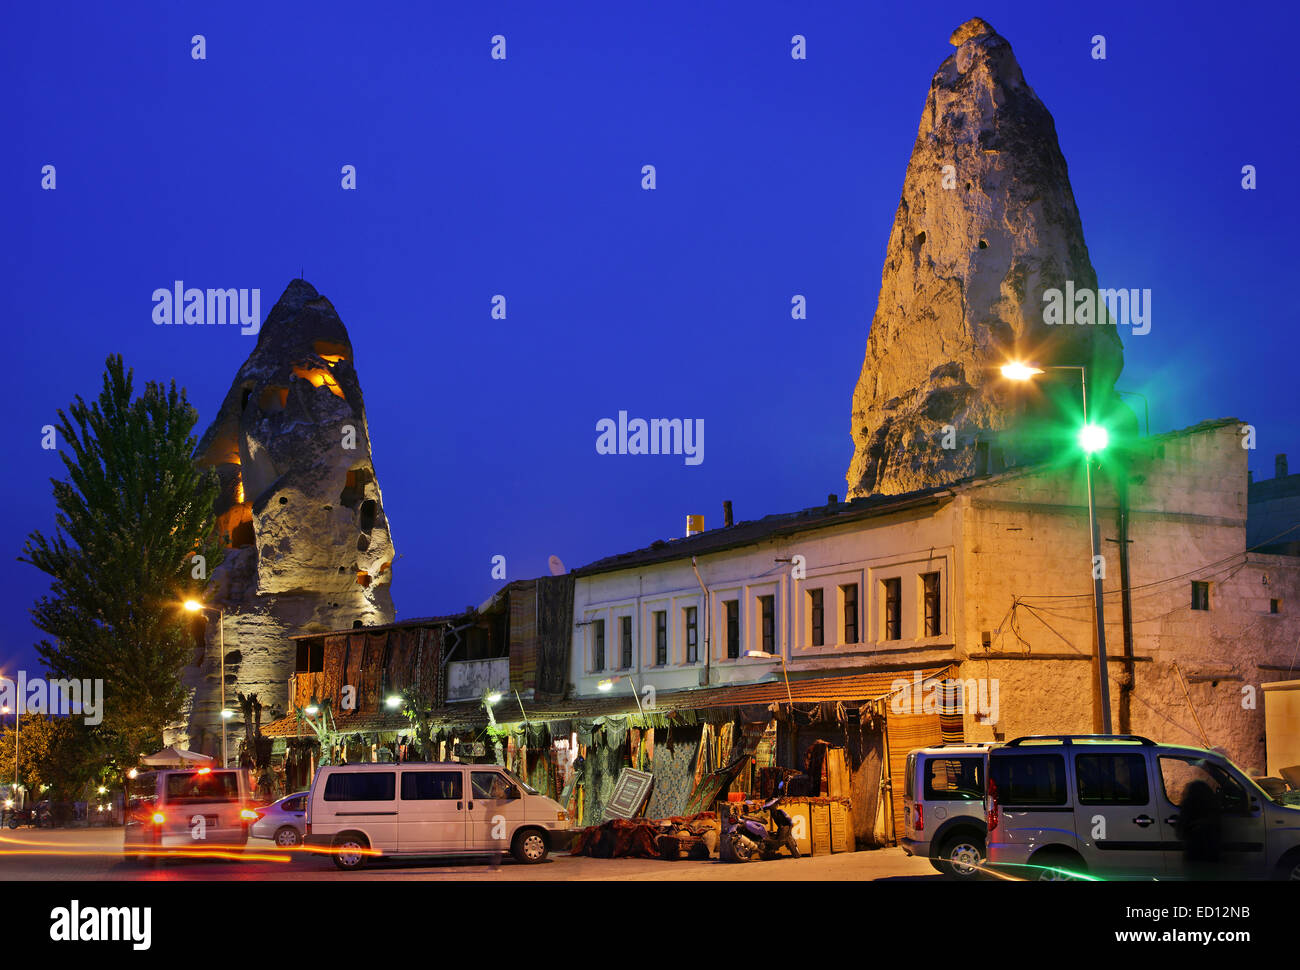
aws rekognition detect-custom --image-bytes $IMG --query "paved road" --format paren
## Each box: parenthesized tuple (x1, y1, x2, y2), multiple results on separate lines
(0, 827, 942, 881)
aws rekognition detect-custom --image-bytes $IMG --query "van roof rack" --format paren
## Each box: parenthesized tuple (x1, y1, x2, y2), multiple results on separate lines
(1004, 734, 1155, 747)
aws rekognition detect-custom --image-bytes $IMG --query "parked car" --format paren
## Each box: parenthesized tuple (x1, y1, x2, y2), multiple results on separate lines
(900, 743, 991, 879)
(985, 734, 1300, 881)
(305, 763, 572, 870)
(123, 767, 256, 861)
(250, 792, 309, 847)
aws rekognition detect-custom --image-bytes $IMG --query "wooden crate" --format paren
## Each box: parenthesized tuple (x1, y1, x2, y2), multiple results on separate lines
(810, 802, 832, 855)
(825, 748, 849, 798)
(830, 799, 854, 853)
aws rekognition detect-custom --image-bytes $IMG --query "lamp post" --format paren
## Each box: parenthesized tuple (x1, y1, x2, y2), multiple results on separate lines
(744, 650, 795, 707)
(184, 600, 229, 765)
(596, 675, 646, 718)
(1, 698, 14, 804)
(1000, 362, 1113, 733)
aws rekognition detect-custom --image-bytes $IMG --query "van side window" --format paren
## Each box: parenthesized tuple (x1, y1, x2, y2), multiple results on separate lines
(323, 772, 396, 801)
(989, 754, 1066, 805)
(1158, 757, 1248, 814)
(1075, 754, 1150, 805)
(924, 757, 983, 801)
(471, 772, 515, 800)
(401, 771, 463, 800)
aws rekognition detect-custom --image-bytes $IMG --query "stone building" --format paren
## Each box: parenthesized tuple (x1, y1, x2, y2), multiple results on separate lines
(567, 417, 1300, 838)
(169, 280, 397, 757)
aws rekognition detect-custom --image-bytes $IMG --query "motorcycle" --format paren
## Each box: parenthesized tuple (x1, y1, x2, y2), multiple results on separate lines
(5, 803, 51, 829)
(721, 794, 801, 862)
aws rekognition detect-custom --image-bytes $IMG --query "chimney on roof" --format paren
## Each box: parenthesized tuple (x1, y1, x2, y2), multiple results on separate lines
(1277, 454, 1289, 479)
(1248, 470, 1254, 485)
(827, 493, 837, 506)
(723, 500, 733, 527)
(686, 514, 704, 537)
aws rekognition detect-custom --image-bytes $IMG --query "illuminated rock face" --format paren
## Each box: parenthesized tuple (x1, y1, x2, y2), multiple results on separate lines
(173, 280, 396, 755)
(847, 18, 1124, 498)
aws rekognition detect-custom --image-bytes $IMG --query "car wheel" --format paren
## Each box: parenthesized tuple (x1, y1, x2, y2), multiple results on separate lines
(938, 832, 985, 879)
(1273, 852, 1300, 881)
(512, 829, 548, 864)
(1032, 851, 1086, 881)
(6, 818, 17, 830)
(273, 826, 302, 848)
(332, 834, 368, 871)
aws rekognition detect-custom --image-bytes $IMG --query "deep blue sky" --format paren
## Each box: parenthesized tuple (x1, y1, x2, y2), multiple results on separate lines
(4, 1, 1294, 675)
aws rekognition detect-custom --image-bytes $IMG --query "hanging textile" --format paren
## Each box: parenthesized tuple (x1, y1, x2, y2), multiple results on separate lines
(752, 720, 778, 769)
(645, 731, 697, 819)
(693, 723, 715, 789)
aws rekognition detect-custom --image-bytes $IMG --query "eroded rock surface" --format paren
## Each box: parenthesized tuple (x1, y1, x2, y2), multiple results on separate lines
(172, 280, 396, 754)
(847, 18, 1124, 497)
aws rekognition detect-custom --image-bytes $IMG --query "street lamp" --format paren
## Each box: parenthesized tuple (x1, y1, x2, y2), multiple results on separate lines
(1000, 360, 1113, 732)
(184, 599, 229, 765)
(596, 675, 646, 718)
(744, 650, 795, 707)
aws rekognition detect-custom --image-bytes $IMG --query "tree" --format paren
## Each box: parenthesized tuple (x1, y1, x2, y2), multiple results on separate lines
(398, 684, 437, 761)
(20, 354, 226, 781)
(236, 692, 277, 800)
(0, 715, 99, 802)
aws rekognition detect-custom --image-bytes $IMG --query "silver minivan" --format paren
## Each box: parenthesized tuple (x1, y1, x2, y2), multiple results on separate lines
(986, 734, 1300, 881)
(901, 743, 991, 879)
(123, 767, 256, 861)
(305, 762, 572, 870)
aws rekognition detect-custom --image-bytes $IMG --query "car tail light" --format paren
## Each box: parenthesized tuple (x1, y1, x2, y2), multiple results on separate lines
(986, 777, 999, 834)
(152, 812, 165, 825)
(557, 811, 568, 822)
(913, 803, 923, 832)
(240, 809, 259, 821)
(305, 822, 312, 835)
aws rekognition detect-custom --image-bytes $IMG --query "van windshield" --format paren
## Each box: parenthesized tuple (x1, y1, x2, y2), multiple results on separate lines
(503, 770, 539, 796)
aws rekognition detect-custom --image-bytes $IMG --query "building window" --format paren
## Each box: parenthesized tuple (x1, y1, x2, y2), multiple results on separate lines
(1191, 581, 1210, 612)
(1271, 598, 1281, 615)
(592, 618, 606, 672)
(922, 572, 941, 637)
(759, 595, 775, 653)
(883, 577, 902, 640)
(654, 610, 668, 666)
(725, 600, 739, 658)
(684, 606, 698, 663)
(620, 615, 633, 669)
(841, 584, 858, 644)
(808, 588, 824, 646)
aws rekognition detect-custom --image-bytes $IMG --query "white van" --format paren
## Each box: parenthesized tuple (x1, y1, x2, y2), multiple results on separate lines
(305, 762, 572, 870)
(123, 767, 256, 861)
(986, 734, 1300, 881)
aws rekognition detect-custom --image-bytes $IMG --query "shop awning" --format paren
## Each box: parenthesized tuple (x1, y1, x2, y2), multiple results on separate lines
(259, 666, 956, 738)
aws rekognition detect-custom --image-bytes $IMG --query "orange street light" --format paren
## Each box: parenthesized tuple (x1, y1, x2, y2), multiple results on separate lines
(183, 600, 229, 765)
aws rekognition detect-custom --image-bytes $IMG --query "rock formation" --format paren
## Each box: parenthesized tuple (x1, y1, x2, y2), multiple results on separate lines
(847, 18, 1126, 498)
(172, 280, 396, 755)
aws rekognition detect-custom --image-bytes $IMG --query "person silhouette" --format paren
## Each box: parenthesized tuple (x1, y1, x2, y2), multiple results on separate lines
(1177, 780, 1223, 880)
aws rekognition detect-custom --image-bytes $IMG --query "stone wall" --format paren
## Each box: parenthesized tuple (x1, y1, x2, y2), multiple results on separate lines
(958, 419, 1300, 773)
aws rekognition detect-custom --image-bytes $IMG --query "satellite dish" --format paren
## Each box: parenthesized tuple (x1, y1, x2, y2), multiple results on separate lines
(548, 555, 566, 576)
